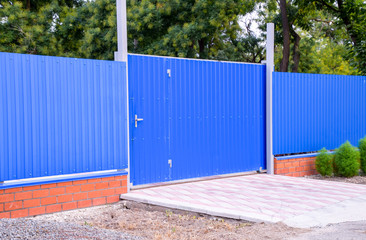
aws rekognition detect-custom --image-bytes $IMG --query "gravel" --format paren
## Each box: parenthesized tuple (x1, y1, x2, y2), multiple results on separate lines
(33, 202, 308, 240)
(0, 218, 141, 240)
(291, 221, 366, 240)
(306, 175, 366, 185)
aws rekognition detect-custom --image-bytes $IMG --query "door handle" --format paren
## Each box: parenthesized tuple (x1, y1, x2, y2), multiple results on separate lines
(135, 114, 143, 128)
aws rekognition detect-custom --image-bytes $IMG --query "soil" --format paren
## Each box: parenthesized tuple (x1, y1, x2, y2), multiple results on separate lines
(306, 175, 366, 185)
(33, 201, 308, 240)
(29, 175, 366, 239)
(291, 221, 366, 240)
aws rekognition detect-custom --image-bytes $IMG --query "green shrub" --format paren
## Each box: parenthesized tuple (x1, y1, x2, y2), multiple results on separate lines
(315, 148, 333, 176)
(359, 137, 366, 174)
(334, 141, 360, 177)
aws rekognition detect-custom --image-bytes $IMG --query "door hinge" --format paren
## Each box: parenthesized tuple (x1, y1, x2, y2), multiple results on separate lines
(168, 159, 172, 168)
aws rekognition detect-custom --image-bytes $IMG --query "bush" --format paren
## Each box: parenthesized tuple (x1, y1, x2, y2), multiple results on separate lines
(334, 141, 360, 177)
(359, 137, 366, 174)
(315, 148, 333, 176)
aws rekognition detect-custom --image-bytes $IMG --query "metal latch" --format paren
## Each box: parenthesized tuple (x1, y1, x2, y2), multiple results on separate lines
(168, 159, 172, 168)
(167, 69, 171, 77)
(135, 114, 143, 128)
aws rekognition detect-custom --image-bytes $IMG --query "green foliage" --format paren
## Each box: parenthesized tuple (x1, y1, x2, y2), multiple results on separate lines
(308, 0, 366, 75)
(315, 148, 333, 176)
(359, 137, 366, 174)
(77, 0, 117, 60)
(127, 0, 257, 59)
(0, 0, 117, 58)
(1, 0, 364, 74)
(0, 1, 60, 55)
(0, 0, 261, 61)
(216, 35, 265, 63)
(262, 0, 364, 75)
(298, 37, 359, 75)
(0, 0, 81, 11)
(334, 141, 360, 177)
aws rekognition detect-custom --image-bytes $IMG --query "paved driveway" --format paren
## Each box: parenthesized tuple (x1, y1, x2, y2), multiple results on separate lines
(121, 174, 366, 228)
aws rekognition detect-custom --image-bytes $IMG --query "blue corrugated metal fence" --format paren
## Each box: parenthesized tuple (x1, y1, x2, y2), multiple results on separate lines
(129, 55, 266, 185)
(0, 52, 128, 182)
(3, 51, 365, 184)
(273, 72, 366, 155)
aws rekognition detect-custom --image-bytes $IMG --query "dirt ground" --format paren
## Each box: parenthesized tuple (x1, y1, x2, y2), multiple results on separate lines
(31, 175, 366, 239)
(33, 201, 308, 240)
(306, 175, 366, 185)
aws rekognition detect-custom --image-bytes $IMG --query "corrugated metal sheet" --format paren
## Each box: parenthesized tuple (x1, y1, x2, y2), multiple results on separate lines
(273, 72, 366, 155)
(129, 54, 266, 185)
(0, 52, 128, 181)
(128, 55, 170, 185)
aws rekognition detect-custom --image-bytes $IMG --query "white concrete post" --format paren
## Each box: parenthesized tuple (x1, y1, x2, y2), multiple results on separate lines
(266, 23, 274, 174)
(115, 0, 131, 192)
(115, 0, 128, 62)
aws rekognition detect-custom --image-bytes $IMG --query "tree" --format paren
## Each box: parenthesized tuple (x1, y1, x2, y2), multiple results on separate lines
(2, 0, 363, 75)
(215, 35, 265, 63)
(76, 0, 118, 60)
(300, 0, 366, 75)
(0, 0, 86, 56)
(127, 0, 257, 59)
(276, 0, 315, 72)
(1, 0, 262, 61)
(0, 1, 60, 55)
(298, 36, 358, 75)
(260, 0, 361, 74)
(0, 0, 82, 11)
(295, 10, 359, 75)
(215, 17, 266, 63)
(279, 0, 290, 72)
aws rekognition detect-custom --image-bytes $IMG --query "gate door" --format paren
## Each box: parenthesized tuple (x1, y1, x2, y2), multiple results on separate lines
(129, 54, 266, 186)
(129, 55, 170, 185)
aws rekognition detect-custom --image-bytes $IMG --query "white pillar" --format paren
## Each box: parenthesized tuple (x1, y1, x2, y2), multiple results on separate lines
(266, 23, 274, 174)
(115, 0, 131, 192)
(115, 0, 128, 62)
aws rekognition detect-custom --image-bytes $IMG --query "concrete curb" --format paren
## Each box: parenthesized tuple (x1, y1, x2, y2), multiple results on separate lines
(120, 194, 281, 223)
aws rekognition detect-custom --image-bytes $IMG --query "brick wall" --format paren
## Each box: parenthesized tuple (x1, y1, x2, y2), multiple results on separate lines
(274, 156, 317, 177)
(0, 175, 127, 218)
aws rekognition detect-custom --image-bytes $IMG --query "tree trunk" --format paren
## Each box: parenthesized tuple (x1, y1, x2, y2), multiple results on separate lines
(133, 39, 138, 50)
(316, 0, 359, 46)
(186, 39, 195, 58)
(198, 39, 207, 59)
(291, 29, 301, 73)
(279, 0, 291, 72)
(27, 0, 31, 10)
(337, 0, 358, 46)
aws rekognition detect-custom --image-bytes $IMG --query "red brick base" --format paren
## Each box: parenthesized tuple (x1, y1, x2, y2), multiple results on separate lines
(274, 156, 317, 177)
(0, 175, 127, 218)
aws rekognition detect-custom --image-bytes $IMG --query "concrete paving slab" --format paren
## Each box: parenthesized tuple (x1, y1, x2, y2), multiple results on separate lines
(121, 174, 366, 228)
(284, 194, 366, 228)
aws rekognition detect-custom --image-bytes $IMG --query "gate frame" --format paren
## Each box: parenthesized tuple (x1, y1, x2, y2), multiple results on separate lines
(115, 0, 275, 188)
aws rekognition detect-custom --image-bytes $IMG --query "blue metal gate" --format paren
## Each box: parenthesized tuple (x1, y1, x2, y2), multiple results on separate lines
(129, 54, 266, 186)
